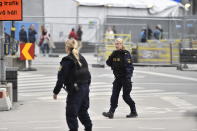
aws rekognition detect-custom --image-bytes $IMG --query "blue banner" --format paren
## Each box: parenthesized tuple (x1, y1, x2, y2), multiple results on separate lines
(4, 21, 39, 41)
(172, 0, 181, 3)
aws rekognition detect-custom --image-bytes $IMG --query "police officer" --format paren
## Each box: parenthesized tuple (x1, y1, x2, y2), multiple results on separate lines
(103, 38, 138, 119)
(53, 39, 92, 131)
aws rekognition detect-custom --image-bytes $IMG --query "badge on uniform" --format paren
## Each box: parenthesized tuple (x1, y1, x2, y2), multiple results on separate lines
(128, 59, 131, 63)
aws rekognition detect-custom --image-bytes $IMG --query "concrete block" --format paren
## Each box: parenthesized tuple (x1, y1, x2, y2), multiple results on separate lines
(5, 55, 25, 70)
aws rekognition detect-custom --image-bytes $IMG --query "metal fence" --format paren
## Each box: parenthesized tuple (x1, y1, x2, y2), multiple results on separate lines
(3, 16, 197, 44)
(2, 16, 197, 65)
(105, 16, 197, 43)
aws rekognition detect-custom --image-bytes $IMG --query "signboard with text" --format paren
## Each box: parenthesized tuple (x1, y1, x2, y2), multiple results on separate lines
(0, 0, 22, 21)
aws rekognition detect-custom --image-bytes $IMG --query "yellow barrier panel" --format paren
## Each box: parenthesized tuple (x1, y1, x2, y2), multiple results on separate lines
(103, 34, 131, 43)
(137, 45, 171, 64)
(192, 40, 197, 48)
(104, 44, 133, 60)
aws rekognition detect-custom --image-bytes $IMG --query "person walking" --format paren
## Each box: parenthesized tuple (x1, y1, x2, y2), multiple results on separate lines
(53, 39, 92, 131)
(69, 28, 78, 40)
(41, 28, 50, 56)
(19, 25, 27, 43)
(77, 25, 83, 51)
(102, 38, 138, 119)
(27, 24, 37, 66)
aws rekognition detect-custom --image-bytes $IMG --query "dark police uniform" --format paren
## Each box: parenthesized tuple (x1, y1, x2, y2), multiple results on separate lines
(53, 53, 92, 131)
(104, 49, 137, 118)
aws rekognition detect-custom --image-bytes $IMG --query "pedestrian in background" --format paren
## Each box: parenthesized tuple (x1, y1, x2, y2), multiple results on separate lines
(53, 39, 92, 131)
(147, 26, 153, 40)
(103, 38, 138, 119)
(41, 28, 50, 56)
(19, 25, 27, 43)
(112, 25, 117, 38)
(153, 25, 161, 40)
(157, 24, 164, 39)
(140, 28, 147, 43)
(28, 24, 37, 43)
(105, 27, 114, 41)
(77, 25, 83, 51)
(69, 28, 78, 40)
(28, 24, 38, 61)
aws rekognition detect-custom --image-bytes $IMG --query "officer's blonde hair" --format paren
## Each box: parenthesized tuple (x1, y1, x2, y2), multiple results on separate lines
(115, 38, 125, 50)
(65, 39, 82, 66)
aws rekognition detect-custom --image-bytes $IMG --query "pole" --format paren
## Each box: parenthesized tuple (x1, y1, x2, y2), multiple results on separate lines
(0, 21, 6, 84)
(10, 21, 16, 55)
(76, 2, 79, 29)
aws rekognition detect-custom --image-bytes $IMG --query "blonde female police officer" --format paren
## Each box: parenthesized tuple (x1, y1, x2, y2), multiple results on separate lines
(53, 39, 92, 131)
(103, 38, 138, 119)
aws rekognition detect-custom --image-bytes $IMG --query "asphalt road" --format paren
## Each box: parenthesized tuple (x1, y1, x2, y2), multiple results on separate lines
(0, 53, 197, 131)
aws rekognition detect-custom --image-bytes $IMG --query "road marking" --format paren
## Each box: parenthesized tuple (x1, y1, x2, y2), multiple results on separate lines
(96, 116, 184, 121)
(34, 126, 62, 130)
(138, 127, 165, 130)
(20, 90, 186, 97)
(18, 82, 56, 87)
(136, 70, 197, 82)
(134, 82, 197, 85)
(0, 128, 8, 131)
(90, 82, 109, 85)
(19, 85, 54, 90)
(97, 74, 114, 78)
(161, 96, 197, 110)
(18, 74, 44, 78)
(90, 85, 112, 88)
(18, 77, 56, 83)
(94, 126, 113, 129)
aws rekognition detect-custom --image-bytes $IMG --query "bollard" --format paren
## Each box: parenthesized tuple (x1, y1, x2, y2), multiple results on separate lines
(6, 68, 18, 102)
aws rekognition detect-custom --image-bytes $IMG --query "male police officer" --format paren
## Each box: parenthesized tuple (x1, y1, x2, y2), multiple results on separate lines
(103, 38, 138, 119)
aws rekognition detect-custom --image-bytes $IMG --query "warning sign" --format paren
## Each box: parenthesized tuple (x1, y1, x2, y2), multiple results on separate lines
(20, 43, 35, 60)
(0, 0, 22, 21)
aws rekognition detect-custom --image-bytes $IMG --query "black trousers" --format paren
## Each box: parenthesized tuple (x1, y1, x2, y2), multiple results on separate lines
(109, 78, 136, 113)
(66, 83, 92, 131)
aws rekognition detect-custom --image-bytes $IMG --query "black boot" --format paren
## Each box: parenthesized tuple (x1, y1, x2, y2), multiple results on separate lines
(126, 111, 138, 118)
(102, 111, 114, 119)
(85, 126, 92, 131)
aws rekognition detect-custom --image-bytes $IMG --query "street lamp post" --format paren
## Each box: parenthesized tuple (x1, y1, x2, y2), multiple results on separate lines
(76, 2, 79, 29)
(0, 21, 6, 84)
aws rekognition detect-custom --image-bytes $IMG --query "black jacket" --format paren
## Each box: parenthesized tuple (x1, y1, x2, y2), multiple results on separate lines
(19, 29, 27, 43)
(106, 50, 134, 79)
(53, 54, 91, 95)
(77, 29, 83, 41)
(28, 29, 37, 43)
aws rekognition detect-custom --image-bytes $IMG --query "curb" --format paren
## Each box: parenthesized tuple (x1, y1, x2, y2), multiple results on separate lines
(133, 63, 179, 67)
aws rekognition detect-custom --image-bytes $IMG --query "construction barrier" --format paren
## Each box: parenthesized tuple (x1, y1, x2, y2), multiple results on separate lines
(96, 39, 197, 66)
(192, 40, 197, 48)
(96, 34, 134, 65)
(180, 48, 197, 63)
(0, 84, 12, 111)
(137, 40, 181, 65)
